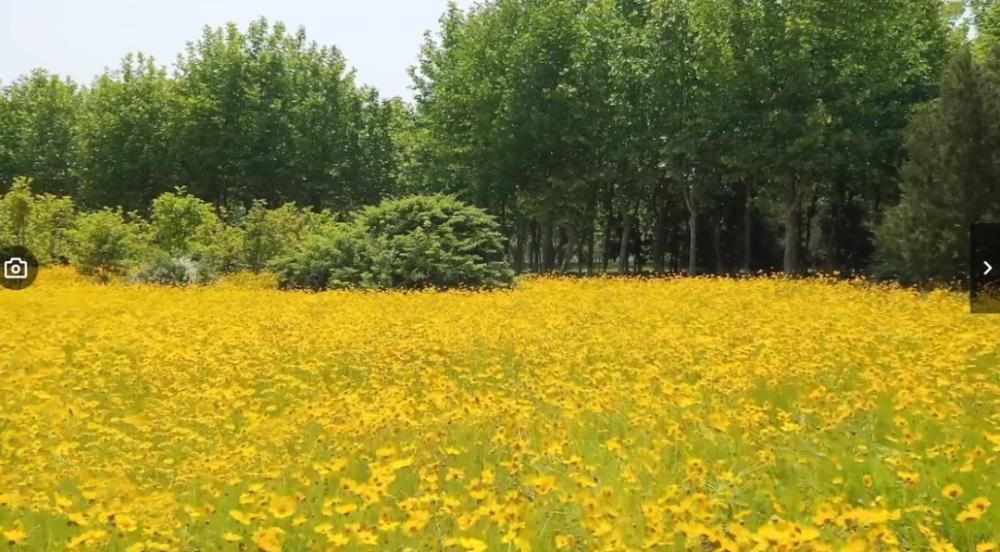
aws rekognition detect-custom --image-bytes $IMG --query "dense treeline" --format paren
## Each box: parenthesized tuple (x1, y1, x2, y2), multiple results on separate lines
(2, 2, 1000, 282)
(407, 0, 977, 278)
(0, 19, 406, 214)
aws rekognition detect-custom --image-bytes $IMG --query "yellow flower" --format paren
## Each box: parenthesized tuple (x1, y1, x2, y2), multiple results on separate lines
(958, 509, 983, 522)
(941, 484, 963, 500)
(445, 537, 489, 552)
(222, 532, 242, 542)
(230, 509, 254, 526)
(2, 526, 27, 545)
(268, 495, 297, 519)
(896, 471, 920, 487)
(955, 497, 989, 523)
(970, 496, 992, 513)
(529, 474, 556, 495)
(252, 527, 285, 552)
(114, 514, 138, 533)
(554, 534, 575, 549)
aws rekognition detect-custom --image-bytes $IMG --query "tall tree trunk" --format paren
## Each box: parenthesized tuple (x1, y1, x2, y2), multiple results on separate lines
(587, 224, 595, 275)
(560, 225, 577, 272)
(688, 212, 698, 274)
(541, 216, 556, 272)
(803, 185, 819, 269)
(530, 219, 540, 273)
(634, 212, 643, 273)
(743, 178, 753, 272)
(669, 225, 680, 272)
(652, 206, 666, 274)
(513, 220, 526, 274)
(682, 184, 698, 275)
(602, 188, 615, 273)
(651, 181, 667, 274)
(714, 216, 724, 274)
(826, 179, 846, 273)
(783, 176, 806, 275)
(618, 211, 633, 274)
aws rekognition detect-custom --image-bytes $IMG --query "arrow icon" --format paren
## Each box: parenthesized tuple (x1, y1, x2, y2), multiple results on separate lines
(986, 261, 994, 276)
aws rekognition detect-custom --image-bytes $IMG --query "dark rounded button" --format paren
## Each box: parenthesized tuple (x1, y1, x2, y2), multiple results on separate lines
(0, 246, 39, 291)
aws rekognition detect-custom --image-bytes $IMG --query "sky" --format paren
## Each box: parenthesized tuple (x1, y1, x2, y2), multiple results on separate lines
(0, 0, 476, 99)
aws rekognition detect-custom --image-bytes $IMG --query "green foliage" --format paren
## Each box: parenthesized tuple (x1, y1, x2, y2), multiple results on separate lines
(148, 188, 219, 256)
(275, 195, 514, 290)
(77, 54, 181, 211)
(352, 195, 514, 289)
(0, 71, 81, 196)
(274, 228, 364, 291)
(0, 177, 34, 246)
(241, 200, 319, 272)
(173, 18, 399, 210)
(0, 177, 77, 262)
(876, 45, 1000, 282)
(67, 209, 143, 282)
(0, 7, 980, 282)
(28, 193, 76, 263)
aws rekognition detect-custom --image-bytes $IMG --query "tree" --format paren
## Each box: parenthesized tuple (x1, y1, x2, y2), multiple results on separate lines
(77, 54, 182, 211)
(173, 18, 386, 210)
(0, 71, 81, 196)
(876, 45, 1000, 281)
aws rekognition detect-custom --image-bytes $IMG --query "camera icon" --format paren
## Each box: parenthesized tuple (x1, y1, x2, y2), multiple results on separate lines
(3, 257, 29, 280)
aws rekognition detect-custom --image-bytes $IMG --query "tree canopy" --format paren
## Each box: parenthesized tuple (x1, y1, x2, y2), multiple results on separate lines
(1, 3, 997, 282)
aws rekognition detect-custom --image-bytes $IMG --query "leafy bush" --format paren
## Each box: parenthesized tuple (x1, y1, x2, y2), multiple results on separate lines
(354, 195, 513, 289)
(275, 227, 364, 290)
(148, 188, 242, 272)
(0, 177, 77, 262)
(28, 193, 76, 263)
(241, 200, 320, 272)
(274, 195, 513, 290)
(0, 177, 33, 246)
(67, 208, 142, 282)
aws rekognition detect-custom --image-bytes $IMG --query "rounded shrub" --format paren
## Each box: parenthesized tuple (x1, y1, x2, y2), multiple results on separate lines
(353, 195, 513, 290)
(274, 226, 364, 290)
(66, 208, 143, 282)
(274, 195, 513, 291)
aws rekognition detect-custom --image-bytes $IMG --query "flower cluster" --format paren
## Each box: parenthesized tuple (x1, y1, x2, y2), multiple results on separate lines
(0, 269, 997, 550)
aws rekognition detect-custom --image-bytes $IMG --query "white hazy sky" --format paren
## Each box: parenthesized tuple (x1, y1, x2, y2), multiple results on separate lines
(0, 0, 476, 99)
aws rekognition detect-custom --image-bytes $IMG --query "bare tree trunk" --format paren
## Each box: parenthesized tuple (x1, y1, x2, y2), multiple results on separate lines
(541, 216, 556, 272)
(560, 225, 577, 272)
(634, 212, 643, 273)
(682, 184, 698, 275)
(652, 206, 666, 274)
(618, 211, 633, 274)
(714, 216, 724, 274)
(651, 181, 667, 274)
(587, 224, 595, 275)
(530, 219, 540, 273)
(803, 185, 819, 270)
(602, 187, 614, 273)
(743, 178, 753, 272)
(513, 220, 526, 274)
(783, 176, 806, 275)
(688, 213, 698, 274)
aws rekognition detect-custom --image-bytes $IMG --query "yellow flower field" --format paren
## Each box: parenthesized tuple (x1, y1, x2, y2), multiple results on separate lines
(1, 269, 999, 551)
